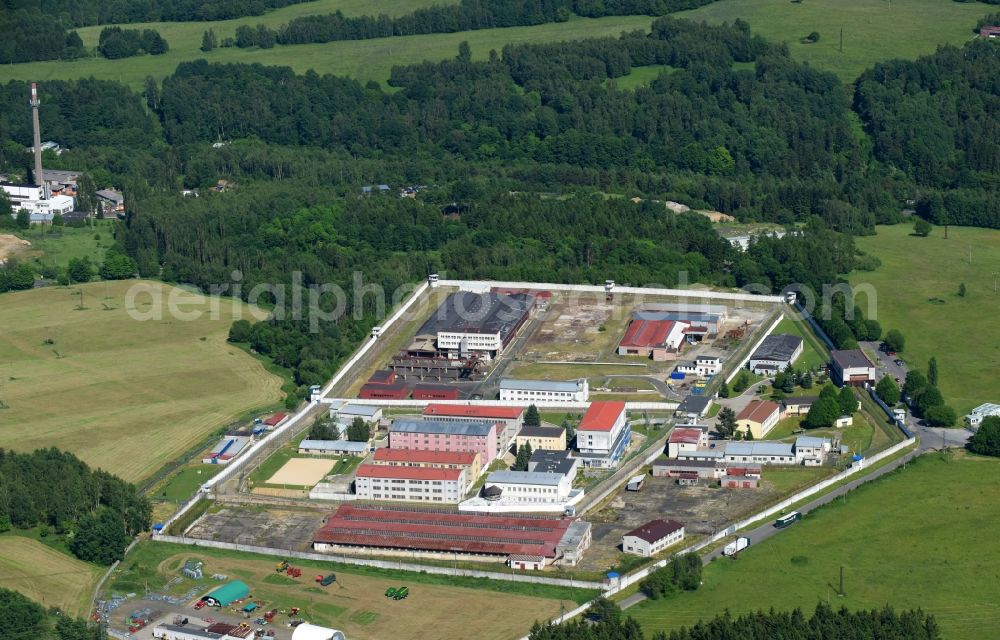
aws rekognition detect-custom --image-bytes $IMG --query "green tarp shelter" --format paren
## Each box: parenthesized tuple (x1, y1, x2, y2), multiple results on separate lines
(202, 580, 250, 606)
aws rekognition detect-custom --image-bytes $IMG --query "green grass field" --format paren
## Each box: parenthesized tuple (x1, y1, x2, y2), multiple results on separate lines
(0, 536, 103, 617)
(0, 280, 283, 482)
(629, 452, 1000, 640)
(850, 224, 1000, 414)
(678, 0, 993, 82)
(11, 221, 116, 268)
(0, 14, 654, 89)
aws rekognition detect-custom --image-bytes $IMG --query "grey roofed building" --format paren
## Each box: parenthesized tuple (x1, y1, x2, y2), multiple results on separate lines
(528, 449, 576, 475)
(336, 403, 381, 418)
(634, 311, 720, 325)
(794, 435, 829, 449)
(724, 441, 794, 457)
(751, 334, 803, 362)
(677, 448, 725, 460)
(298, 440, 368, 453)
(154, 625, 224, 639)
(676, 395, 712, 416)
(519, 425, 565, 439)
(95, 188, 124, 204)
(654, 457, 720, 469)
(390, 419, 495, 437)
(486, 470, 565, 486)
(500, 378, 580, 393)
(831, 349, 874, 369)
(418, 292, 534, 338)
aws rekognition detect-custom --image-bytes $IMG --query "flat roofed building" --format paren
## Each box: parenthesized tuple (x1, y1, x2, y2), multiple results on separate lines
(622, 519, 685, 557)
(575, 402, 629, 468)
(298, 440, 368, 456)
(527, 449, 578, 484)
(389, 419, 501, 464)
(652, 457, 726, 479)
(499, 378, 589, 403)
(517, 424, 567, 451)
(331, 403, 382, 423)
(484, 470, 572, 504)
(618, 319, 689, 360)
(830, 349, 876, 386)
(354, 463, 466, 503)
(793, 435, 831, 465)
(724, 441, 796, 465)
(736, 400, 781, 439)
(748, 334, 804, 375)
(417, 291, 534, 357)
(422, 404, 524, 448)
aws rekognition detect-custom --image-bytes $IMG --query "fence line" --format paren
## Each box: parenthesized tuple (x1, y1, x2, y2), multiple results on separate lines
(723, 309, 784, 384)
(150, 535, 604, 590)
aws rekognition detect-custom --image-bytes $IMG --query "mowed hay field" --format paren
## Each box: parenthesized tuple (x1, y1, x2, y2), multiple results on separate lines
(849, 224, 1000, 414)
(679, 0, 993, 82)
(143, 548, 572, 640)
(0, 537, 103, 617)
(0, 13, 654, 89)
(629, 452, 1000, 640)
(0, 280, 283, 483)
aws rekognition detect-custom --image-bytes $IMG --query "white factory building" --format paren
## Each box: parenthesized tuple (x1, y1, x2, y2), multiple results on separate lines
(499, 378, 589, 403)
(1, 183, 74, 223)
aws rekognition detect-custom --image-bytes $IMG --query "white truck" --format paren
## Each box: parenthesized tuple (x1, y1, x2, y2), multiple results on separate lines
(723, 536, 750, 557)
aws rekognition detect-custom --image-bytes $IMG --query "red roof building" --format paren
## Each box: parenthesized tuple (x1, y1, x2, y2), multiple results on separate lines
(263, 413, 287, 427)
(618, 319, 689, 360)
(579, 402, 626, 432)
(422, 404, 524, 421)
(622, 518, 686, 556)
(373, 448, 478, 465)
(411, 384, 461, 400)
(359, 382, 410, 400)
(355, 464, 462, 482)
(736, 400, 781, 439)
(313, 504, 580, 559)
(669, 428, 704, 445)
(368, 370, 397, 385)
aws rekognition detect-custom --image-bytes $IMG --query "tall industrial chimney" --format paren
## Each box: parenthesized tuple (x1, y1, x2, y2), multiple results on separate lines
(30, 82, 47, 200)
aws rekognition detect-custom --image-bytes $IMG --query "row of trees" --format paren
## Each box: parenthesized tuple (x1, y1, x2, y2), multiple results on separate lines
(803, 384, 857, 429)
(0, 448, 151, 564)
(233, 0, 719, 49)
(98, 27, 168, 58)
(528, 601, 941, 639)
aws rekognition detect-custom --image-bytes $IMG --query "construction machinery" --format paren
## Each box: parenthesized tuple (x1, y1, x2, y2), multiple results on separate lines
(393, 586, 409, 600)
(384, 587, 397, 598)
(275, 560, 289, 573)
(316, 574, 337, 587)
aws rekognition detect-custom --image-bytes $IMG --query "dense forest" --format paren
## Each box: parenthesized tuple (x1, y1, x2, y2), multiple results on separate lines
(0, 449, 151, 564)
(855, 40, 1000, 228)
(0, 17, 997, 397)
(238, 0, 717, 48)
(528, 601, 941, 639)
(97, 27, 169, 59)
(0, 587, 107, 639)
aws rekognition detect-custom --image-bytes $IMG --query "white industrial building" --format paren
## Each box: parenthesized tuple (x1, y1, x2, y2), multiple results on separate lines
(330, 403, 383, 423)
(354, 464, 466, 503)
(965, 403, 1000, 428)
(674, 355, 722, 377)
(499, 378, 589, 403)
(830, 349, 876, 386)
(2, 183, 74, 222)
(298, 440, 368, 456)
(482, 470, 573, 504)
(292, 624, 347, 640)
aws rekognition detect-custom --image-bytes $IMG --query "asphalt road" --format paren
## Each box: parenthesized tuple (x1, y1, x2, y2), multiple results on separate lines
(859, 340, 971, 452)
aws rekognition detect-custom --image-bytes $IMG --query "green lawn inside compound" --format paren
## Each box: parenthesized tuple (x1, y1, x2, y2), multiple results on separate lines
(677, 0, 994, 83)
(774, 315, 829, 372)
(629, 452, 1000, 640)
(849, 224, 1000, 414)
(0, 15, 655, 89)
